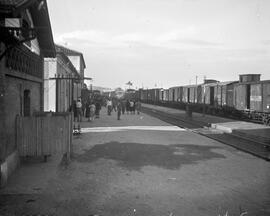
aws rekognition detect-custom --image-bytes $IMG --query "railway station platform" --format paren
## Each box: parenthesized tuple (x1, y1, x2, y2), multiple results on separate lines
(1, 106, 270, 216)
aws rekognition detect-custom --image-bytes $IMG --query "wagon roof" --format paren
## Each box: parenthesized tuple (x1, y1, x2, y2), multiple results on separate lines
(217, 81, 238, 85)
(236, 79, 270, 85)
(182, 84, 200, 88)
(169, 86, 182, 89)
(202, 80, 237, 87)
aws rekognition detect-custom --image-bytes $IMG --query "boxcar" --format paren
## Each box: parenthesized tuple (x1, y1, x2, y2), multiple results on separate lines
(234, 83, 247, 110)
(140, 89, 148, 101)
(182, 84, 199, 103)
(147, 88, 161, 103)
(189, 85, 198, 103)
(250, 83, 262, 111)
(215, 81, 237, 107)
(169, 86, 182, 102)
(148, 89, 155, 102)
(249, 80, 270, 112)
(262, 80, 270, 112)
(201, 82, 218, 105)
(168, 87, 174, 102)
(197, 85, 203, 104)
(162, 89, 169, 101)
(233, 80, 270, 112)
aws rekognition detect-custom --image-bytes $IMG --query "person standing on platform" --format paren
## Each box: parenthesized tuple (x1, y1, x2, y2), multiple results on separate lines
(89, 101, 96, 121)
(129, 100, 134, 114)
(136, 100, 141, 114)
(121, 99, 126, 114)
(112, 98, 117, 112)
(82, 101, 86, 118)
(85, 100, 91, 121)
(126, 100, 130, 114)
(107, 99, 112, 115)
(69, 100, 77, 121)
(76, 98, 82, 122)
(117, 100, 122, 120)
(95, 101, 101, 118)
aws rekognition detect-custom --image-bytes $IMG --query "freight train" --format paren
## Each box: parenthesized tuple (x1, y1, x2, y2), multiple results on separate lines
(135, 74, 270, 125)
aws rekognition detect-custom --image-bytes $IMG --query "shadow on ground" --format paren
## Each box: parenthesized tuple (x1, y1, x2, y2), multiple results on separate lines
(75, 142, 226, 170)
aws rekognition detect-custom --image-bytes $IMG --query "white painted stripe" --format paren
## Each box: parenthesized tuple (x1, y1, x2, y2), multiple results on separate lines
(81, 126, 186, 133)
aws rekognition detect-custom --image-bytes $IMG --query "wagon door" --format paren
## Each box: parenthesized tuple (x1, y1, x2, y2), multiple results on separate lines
(210, 87, 214, 105)
(263, 82, 270, 112)
(187, 88, 190, 103)
(250, 84, 262, 111)
(235, 84, 247, 110)
(197, 86, 202, 104)
(246, 84, 251, 109)
(226, 84, 234, 107)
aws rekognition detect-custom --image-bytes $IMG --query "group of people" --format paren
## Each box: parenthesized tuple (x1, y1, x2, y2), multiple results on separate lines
(70, 98, 102, 122)
(70, 97, 142, 122)
(106, 98, 141, 120)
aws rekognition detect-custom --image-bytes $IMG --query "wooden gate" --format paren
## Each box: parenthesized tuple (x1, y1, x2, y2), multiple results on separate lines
(16, 112, 73, 158)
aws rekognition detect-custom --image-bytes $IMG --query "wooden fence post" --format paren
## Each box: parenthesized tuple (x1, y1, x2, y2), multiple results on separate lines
(66, 113, 71, 162)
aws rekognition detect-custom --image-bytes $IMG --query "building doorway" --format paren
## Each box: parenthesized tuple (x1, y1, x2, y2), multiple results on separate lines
(23, 90, 30, 116)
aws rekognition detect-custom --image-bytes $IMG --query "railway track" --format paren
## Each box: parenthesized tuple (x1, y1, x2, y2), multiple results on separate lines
(142, 106, 270, 161)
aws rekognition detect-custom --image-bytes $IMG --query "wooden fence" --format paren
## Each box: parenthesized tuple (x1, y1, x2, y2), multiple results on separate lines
(16, 112, 73, 159)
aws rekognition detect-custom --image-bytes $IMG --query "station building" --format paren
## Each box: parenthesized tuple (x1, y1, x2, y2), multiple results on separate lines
(0, 0, 55, 186)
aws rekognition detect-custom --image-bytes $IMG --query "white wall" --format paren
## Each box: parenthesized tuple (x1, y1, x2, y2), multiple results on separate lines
(44, 59, 56, 112)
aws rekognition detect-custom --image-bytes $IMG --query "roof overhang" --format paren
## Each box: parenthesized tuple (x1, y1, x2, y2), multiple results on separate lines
(0, 0, 55, 57)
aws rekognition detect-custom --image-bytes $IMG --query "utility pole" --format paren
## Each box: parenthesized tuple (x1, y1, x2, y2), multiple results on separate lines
(203, 75, 206, 117)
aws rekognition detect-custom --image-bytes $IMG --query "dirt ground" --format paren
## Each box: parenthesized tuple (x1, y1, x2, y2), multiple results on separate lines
(1, 108, 270, 216)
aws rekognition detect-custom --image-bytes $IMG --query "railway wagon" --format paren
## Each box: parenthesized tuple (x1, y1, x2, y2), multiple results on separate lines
(168, 87, 174, 102)
(201, 81, 219, 106)
(234, 80, 270, 112)
(137, 89, 143, 101)
(138, 74, 269, 124)
(182, 84, 199, 103)
(159, 89, 163, 101)
(146, 88, 161, 103)
(197, 85, 203, 104)
(215, 81, 237, 107)
(159, 88, 169, 101)
(162, 89, 170, 101)
(234, 74, 262, 111)
(250, 81, 270, 112)
(169, 86, 182, 102)
(234, 83, 248, 110)
(189, 85, 198, 103)
(262, 81, 270, 113)
(139, 89, 147, 101)
(225, 82, 236, 107)
(175, 86, 183, 102)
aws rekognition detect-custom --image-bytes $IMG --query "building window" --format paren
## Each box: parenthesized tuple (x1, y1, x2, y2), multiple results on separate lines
(23, 90, 30, 116)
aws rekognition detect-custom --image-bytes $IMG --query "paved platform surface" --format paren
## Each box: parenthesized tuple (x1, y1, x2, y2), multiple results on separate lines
(1, 107, 270, 216)
(142, 103, 270, 144)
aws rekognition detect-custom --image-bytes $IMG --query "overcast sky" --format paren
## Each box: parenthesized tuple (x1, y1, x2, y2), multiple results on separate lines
(47, 0, 270, 89)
